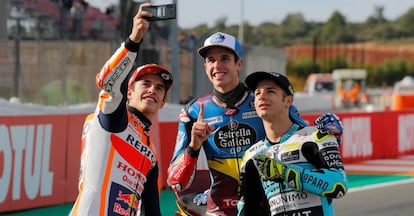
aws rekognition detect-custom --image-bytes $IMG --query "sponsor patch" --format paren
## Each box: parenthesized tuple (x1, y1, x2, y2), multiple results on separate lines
(242, 111, 258, 119)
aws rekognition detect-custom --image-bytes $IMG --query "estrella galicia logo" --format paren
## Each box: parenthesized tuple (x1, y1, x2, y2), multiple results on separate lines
(214, 121, 256, 155)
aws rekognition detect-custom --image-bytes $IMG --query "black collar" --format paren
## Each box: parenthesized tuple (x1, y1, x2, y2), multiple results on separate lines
(213, 82, 249, 108)
(127, 106, 152, 132)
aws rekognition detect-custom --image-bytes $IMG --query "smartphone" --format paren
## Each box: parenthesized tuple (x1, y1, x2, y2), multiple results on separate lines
(142, 4, 176, 21)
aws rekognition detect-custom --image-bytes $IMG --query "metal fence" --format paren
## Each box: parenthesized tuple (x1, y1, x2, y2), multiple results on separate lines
(0, 40, 112, 105)
(1, 1, 291, 107)
(0, 39, 198, 106)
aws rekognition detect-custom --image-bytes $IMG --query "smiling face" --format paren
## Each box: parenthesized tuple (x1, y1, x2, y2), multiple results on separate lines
(203, 47, 243, 93)
(127, 73, 166, 120)
(254, 79, 293, 122)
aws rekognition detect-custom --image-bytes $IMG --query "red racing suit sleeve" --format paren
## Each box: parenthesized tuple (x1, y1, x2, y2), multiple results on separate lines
(167, 104, 200, 192)
(167, 147, 199, 192)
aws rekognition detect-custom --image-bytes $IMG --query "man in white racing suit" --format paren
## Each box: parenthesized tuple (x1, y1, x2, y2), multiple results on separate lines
(238, 71, 348, 216)
(70, 3, 173, 215)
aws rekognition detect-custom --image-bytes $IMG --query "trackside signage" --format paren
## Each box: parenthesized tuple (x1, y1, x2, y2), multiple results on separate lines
(0, 115, 70, 212)
(1, 110, 414, 213)
(341, 117, 373, 159)
(0, 124, 53, 200)
(300, 111, 414, 163)
(398, 114, 414, 152)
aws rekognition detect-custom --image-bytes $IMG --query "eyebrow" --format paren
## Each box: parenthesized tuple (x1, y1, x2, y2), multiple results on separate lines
(141, 79, 165, 89)
(207, 53, 232, 58)
(257, 85, 277, 90)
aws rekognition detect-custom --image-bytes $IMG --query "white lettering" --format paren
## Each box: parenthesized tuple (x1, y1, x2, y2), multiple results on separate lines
(222, 198, 238, 207)
(40, 125, 53, 196)
(0, 124, 54, 202)
(342, 117, 373, 158)
(0, 125, 12, 202)
(398, 114, 414, 152)
(11, 126, 26, 200)
(23, 125, 41, 199)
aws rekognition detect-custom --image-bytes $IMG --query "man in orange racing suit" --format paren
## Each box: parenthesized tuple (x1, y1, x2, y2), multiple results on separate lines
(70, 3, 173, 215)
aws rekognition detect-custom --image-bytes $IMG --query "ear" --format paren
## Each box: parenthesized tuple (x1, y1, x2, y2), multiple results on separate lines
(285, 95, 294, 107)
(160, 99, 166, 109)
(127, 87, 133, 100)
(236, 59, 243, 73)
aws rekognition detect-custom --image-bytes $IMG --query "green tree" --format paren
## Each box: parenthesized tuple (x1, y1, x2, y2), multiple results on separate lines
(319, 55, 348, 74)
(255, 22, 282, 46)
(373, 59, 408, 86)
(287, 57, 316, 78)
(320, 11, 354, 44)
(395, 7, 414, 37)
(240, 21, 254, 44)
(360, 6, 397, 40)
(366, 5, 387, 24)
(214, 16, 228, 30)
(280, 13, 308, 39)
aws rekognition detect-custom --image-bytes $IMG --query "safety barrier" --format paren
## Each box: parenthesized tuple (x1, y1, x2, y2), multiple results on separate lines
(1, 110, 414, 212)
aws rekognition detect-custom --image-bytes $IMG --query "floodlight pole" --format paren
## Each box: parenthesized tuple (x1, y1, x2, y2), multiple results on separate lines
(169, 0, 180, 104)
(13, 19, 21, 98)
(9, 0, 25, 98)
(238, 0, 244, 43)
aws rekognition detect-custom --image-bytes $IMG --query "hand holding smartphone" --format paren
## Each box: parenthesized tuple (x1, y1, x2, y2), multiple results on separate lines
(142, 4, 176, 21)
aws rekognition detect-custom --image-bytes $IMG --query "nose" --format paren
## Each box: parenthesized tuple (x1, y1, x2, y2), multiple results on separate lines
(256, 91, 267, 102)
(213, 59, 223, 68)
(147, 84, 157, 94)
(256, 91, 263, 99)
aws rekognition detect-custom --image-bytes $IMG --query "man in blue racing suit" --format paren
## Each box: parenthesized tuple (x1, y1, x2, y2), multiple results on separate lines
(167, 32, 344, 216)
(237, 71, 348, 216)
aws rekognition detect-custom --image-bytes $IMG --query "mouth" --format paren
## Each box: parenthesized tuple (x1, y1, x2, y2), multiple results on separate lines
(142, 95, 157, 103)
(257, 103, 269, 110)
(212, 71, 226, 78)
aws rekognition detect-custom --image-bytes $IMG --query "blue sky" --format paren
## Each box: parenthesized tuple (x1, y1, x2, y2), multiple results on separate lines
(89, 0, 414, 28)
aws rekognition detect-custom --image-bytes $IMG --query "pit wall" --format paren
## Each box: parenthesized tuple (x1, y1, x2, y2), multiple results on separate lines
(1, 110, 414, 212)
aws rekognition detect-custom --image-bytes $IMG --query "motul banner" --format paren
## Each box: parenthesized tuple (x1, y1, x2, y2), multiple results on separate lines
(0, 114, 86, 212)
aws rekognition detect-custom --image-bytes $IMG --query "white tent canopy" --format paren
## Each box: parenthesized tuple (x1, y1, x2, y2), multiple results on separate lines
(393, 76, 414, 94)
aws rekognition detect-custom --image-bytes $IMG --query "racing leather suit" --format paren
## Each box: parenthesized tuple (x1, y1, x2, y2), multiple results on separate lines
(70, 39, 161, 216)
(167, 86, 307, 216)
(238, 124, 348, 216)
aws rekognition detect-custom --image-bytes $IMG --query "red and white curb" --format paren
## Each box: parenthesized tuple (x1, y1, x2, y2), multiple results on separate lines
(344, 155, 414, 176)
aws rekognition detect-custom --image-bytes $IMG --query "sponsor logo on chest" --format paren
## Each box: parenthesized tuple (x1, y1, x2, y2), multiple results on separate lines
(213, 120, 257, 154)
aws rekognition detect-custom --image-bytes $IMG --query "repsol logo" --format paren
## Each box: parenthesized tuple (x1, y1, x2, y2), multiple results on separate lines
(214, 122, 256, 154)
(0, 124, 53, 202)
(126, 134, 156, 164)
